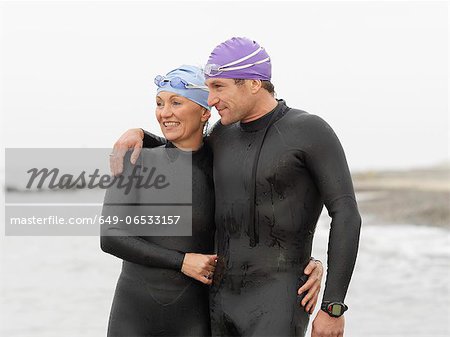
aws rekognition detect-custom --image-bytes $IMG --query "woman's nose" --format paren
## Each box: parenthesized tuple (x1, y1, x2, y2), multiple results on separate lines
(161, 105, 173, 118)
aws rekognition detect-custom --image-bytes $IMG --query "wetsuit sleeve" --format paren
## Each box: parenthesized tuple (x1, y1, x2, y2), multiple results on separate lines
(142, 129, 167, 148)
(100, 153, 185, 270)
(297, 114, 362, 303)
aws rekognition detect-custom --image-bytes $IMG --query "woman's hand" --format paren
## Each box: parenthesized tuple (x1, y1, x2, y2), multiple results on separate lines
(181, 253, 218, 285)
(297, 259, 324, 314)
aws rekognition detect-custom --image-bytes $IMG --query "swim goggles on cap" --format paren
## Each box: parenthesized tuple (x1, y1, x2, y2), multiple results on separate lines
(204, 46, 270, 77)
(154, 75, 208, 91)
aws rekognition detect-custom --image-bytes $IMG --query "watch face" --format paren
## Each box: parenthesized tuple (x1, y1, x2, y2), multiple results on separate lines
(331, 304, 342, 316)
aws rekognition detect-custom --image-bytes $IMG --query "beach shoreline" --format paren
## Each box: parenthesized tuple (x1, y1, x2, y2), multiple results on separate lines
(353, 165, 449, 228)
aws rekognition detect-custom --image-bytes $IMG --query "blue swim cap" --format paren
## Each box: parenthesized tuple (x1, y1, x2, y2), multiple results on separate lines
(155, 65, 210, 110)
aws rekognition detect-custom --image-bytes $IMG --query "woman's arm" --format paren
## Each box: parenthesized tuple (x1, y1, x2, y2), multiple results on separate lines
(101, 152, 185, 269)
(101, 152, 217, 284)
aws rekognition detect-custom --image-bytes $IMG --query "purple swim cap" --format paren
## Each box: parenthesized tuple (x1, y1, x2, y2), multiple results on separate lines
(204, 37, 271, 80)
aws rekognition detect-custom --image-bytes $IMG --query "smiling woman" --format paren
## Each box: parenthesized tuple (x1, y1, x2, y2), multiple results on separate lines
(156, 93, 210, 151)
(101, 65, 217, 337)
(154, 66, 211, 151)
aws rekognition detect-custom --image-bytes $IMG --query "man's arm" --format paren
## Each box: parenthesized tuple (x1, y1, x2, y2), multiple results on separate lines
(302, 115, 362, 303)
(110, 121, 225, 176)
(142, 129, 167, 148)
(110, 128, 166, 176)
(296, 114, 361, 336)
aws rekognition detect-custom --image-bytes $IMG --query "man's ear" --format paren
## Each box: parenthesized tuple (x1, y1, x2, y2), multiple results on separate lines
(250, 79, 263, 94)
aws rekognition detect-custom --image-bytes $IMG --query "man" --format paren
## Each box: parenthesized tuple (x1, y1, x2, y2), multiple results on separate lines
(111, 37, 361, 337)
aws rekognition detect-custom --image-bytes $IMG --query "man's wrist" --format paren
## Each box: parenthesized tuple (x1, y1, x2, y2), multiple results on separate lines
(321, 301, 348, 317)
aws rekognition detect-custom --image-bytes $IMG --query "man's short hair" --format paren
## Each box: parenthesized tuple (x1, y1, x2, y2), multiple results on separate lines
(234, 79, 275, 96)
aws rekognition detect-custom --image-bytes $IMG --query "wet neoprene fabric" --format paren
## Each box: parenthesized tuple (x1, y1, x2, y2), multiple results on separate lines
(208, 100, 361, 335)
(101, 144, 215, 336)
(142, 99, 361, 336)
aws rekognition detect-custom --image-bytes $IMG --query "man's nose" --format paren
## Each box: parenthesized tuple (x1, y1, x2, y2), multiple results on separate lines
(207, 92, 219, 107)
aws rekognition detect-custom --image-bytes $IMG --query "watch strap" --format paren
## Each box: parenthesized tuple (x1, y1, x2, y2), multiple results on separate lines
(321, 301, 348, 317)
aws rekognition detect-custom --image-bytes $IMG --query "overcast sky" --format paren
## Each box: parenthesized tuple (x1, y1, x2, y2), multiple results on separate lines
(1, 1, 448, 172)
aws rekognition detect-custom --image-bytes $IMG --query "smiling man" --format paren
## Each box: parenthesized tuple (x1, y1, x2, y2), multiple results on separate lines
(111, 37, 361, 337)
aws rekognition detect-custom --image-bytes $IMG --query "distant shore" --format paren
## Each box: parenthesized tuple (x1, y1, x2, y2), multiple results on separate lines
(3, 164, 449, 228)
(353, 165, 449, 228)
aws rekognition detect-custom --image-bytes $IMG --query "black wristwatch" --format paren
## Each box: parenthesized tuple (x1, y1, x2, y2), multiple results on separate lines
(321, 302, 348, 317)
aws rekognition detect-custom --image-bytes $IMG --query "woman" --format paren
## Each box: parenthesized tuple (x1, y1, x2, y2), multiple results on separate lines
(101, 65, 322, 336)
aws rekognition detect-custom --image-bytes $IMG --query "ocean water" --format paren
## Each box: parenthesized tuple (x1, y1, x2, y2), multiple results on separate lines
(310, 217, 450, 337)
(0, 212, 449, 337)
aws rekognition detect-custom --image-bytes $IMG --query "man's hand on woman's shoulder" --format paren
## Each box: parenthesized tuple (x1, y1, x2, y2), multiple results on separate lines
(110, 128, 144, 176)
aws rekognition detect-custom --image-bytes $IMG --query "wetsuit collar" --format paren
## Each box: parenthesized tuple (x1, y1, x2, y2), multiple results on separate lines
(165, 140, 208, 162)
(165, 140, 205, 153)
(239, 99, 287, 132)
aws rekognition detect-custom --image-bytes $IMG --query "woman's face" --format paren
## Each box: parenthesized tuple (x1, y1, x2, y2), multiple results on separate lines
(155, 91, 210, 149)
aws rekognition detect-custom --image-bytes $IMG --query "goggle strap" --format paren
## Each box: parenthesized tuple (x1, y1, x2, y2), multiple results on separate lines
(184, 84, 209, 91)
(219, 57, 270, 72)
(220, 47, 264, 68)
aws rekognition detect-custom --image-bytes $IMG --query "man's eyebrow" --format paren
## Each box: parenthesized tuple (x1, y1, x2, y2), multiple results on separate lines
(207, 80, 222, 85)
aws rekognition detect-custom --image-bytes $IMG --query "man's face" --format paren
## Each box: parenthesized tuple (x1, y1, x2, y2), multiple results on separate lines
(205, 78, 253, 125)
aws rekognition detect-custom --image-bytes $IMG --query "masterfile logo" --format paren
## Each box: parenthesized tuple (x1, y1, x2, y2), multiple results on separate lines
(4, 148, 193, 236)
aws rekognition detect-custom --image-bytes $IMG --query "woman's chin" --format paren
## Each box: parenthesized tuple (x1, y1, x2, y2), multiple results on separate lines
(161, 132, 177, 142)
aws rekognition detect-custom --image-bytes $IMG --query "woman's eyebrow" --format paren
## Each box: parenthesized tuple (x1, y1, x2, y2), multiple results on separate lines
(156, 94, 182, 100)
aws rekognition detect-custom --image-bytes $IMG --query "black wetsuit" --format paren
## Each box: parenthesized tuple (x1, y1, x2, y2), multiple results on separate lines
(101, 143, 215, 337)
(143, 99, 362, 337)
